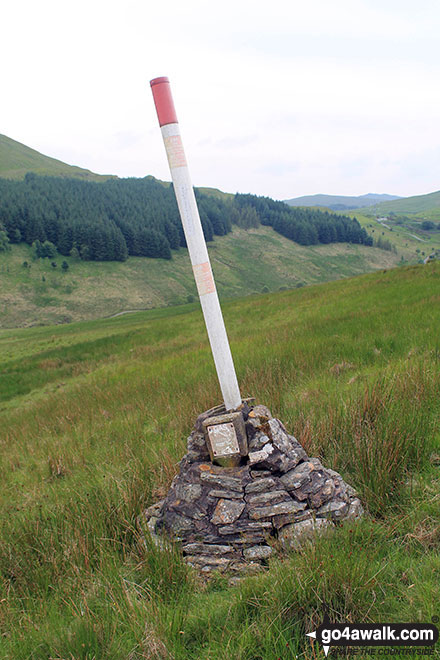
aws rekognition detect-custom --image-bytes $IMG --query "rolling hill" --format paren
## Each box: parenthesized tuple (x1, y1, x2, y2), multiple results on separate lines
(362, 189, 440, 216)
(0, 226, 399, 328)
(284, 192, 401, 210)
(0, 134, 115, 181)
(0, 134, 231, 197)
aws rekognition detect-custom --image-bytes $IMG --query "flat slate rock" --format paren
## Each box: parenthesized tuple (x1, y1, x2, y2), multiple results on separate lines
(245, 477, 278, 493)
(278, 518, 334, 550)
(200, 472, 245, 491)
(249, 499, 307, 520)
(245, 490, 291, 507)
(211, 499, 246, 525)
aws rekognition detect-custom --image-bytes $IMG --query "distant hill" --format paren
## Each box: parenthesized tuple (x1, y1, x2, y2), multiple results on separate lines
(285, 193, 401, 211)
(0, 134, 236, 202)
(362, 190, 440, 216)
(0, 134, 115, 181)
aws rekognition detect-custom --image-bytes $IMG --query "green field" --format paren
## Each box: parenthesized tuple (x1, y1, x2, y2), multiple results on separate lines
(0, 226, 400, 328)
(1, 263, 439, 659)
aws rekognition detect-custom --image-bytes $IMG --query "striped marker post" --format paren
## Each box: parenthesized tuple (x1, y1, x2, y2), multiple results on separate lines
(150, 77, 241, 411)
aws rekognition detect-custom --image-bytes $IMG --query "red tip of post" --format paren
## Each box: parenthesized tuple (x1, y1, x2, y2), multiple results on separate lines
(150, 76, 178, 127)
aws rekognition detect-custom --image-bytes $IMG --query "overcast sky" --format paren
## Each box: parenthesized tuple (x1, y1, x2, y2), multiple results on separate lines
(2, 0, 440, 200)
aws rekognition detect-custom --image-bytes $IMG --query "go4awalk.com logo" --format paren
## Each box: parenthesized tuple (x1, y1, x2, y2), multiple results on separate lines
(306, 614, 439, 656)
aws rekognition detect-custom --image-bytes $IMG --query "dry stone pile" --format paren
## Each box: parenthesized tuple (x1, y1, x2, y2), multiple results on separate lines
(143, 402, 363, 573)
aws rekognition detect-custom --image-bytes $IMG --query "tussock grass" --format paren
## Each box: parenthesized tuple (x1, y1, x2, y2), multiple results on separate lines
(291, 363, 438, 514)
(0, 263, 439, 658)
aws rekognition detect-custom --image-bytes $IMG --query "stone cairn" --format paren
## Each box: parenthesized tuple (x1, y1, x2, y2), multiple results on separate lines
(143, 401, 363, 574)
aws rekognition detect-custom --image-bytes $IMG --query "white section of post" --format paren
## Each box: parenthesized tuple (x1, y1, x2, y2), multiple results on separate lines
(150, 79, 241, 411)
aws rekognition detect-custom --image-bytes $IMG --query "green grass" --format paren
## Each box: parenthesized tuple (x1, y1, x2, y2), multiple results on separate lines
(365, 189, 440, 216)
(1, 262, 440, 658)
(0, 227, 400, 328)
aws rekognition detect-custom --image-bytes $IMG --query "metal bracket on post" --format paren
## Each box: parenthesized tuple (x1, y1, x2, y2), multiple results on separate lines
(150, 76, 242, 411)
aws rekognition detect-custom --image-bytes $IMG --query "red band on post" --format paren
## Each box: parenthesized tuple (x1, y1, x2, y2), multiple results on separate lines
(150, 77, 178, 127)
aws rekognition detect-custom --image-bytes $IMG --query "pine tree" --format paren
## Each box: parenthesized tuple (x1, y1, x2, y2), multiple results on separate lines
(69, 246, 80, 260)
(41, 240, 57, 258)
(0, 230, 10, 252)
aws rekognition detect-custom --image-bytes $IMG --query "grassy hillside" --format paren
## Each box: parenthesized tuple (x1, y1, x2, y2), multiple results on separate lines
(285, 193, 400, 210)
(197, 186, 234, 201)
(364, 189, 440, 217)
(1, 263, 439, 658)
(0, 134, 234, 200)
(0, 134, 115, 181)
(352, 211, 440, 262)
(0, 226, 400, 328)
